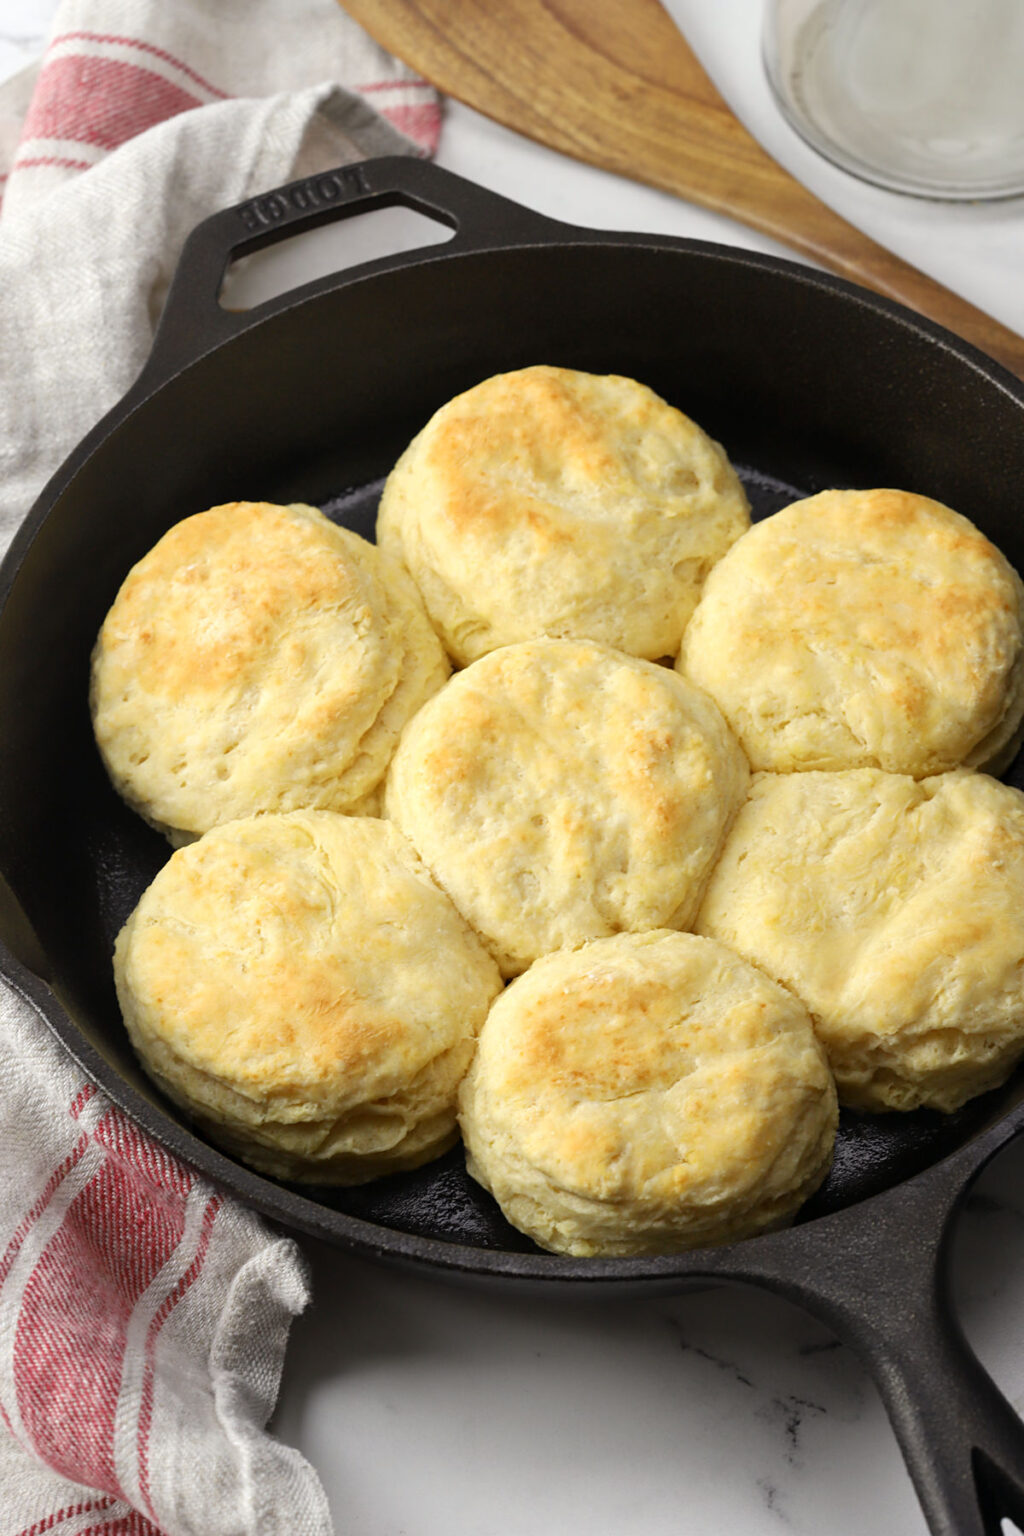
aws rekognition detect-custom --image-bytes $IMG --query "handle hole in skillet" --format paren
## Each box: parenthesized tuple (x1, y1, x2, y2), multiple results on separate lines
(218, 206, 454, 311)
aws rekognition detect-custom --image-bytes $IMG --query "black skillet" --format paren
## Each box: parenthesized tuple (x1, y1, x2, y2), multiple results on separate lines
(2, 156, 1024, 1535)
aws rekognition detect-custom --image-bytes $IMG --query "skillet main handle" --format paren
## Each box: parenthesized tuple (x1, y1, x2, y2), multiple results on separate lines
(718, 1131, 1024, 1536)
(140, 156, 565, 387)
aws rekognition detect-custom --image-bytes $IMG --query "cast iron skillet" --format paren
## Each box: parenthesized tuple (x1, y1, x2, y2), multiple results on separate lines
(2, 156, 1024, 1535)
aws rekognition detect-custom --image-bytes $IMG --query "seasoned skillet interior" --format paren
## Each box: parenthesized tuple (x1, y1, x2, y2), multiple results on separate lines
(2, 238, 1024, 1260)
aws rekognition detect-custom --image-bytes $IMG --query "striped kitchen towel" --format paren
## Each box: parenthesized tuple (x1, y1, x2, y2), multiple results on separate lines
(0, 3, 441, 1532)
(0, 991, 329, 1536)
(0, 0, 441, 544)
(0, 0, 440, 216)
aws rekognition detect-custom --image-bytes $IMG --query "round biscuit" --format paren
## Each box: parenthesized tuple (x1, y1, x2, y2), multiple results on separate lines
(114, 812, 503, 1183)
(91, 501, 450, 844)
(678, 488, 1024, 775)
(696, 768, 1024, 1112)
(384, 639, 749, 976)
(458, 930, 837, 1257)
(376, 365, 750, 665)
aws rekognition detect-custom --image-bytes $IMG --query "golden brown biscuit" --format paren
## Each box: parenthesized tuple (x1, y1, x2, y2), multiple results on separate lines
(376, 366, 750, 665)
(696, 768, 1024, 1112)
(679, 488, 1024, 776)
(114, 812, 503, 1183)
(458, 930, 837, 1257)
(384, 639, 749, 976)
(91, 501, 449, 845)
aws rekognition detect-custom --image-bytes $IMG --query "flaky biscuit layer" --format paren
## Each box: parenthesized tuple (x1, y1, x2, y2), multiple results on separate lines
(384, 639, 749, 975)
(696, 769, 1024, 1111)
(679, 488, 1024, 776)
(91, 501, 449, 844)
(458, 930, 837, 1256)
(114, 813, 503, 1182)
(377, 366, 750, 665)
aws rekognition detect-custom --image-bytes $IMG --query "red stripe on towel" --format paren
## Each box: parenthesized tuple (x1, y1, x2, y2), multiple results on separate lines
(380, 99, 442, 151)
(23, 56, 203, 152)
(14, 1496, 118, 1536)
(0, 1134, 89, 1290)
(11, 1113, 193, 1493)
(50, 32, 229, 100)
(136, 1193, 221, 1520)
(73, 1512, 163, 1536)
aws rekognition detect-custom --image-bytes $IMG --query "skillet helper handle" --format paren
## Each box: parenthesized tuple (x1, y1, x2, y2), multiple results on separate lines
(720, 1134, 1024, 1536)
(141, 156, 565, 387)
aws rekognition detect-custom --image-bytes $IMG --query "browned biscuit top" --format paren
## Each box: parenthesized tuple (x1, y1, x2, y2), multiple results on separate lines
(377, 366, 750, 665)
(90, 500, 449, 841)
(679, 488, 1024, 775)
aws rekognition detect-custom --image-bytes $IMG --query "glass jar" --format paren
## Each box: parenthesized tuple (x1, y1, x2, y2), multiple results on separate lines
(763, 0, 1024, 199)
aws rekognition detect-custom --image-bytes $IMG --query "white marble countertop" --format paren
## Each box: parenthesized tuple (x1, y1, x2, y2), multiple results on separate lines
(4, 3, 1024, 1533)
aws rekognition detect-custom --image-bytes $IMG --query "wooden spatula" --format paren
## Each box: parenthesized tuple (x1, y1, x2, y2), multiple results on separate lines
(340, 0, 1024, 380)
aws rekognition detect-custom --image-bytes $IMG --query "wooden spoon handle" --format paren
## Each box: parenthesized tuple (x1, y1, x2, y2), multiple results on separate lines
(664, 119, 1024, 381)
(341, 0, 1024, 381)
